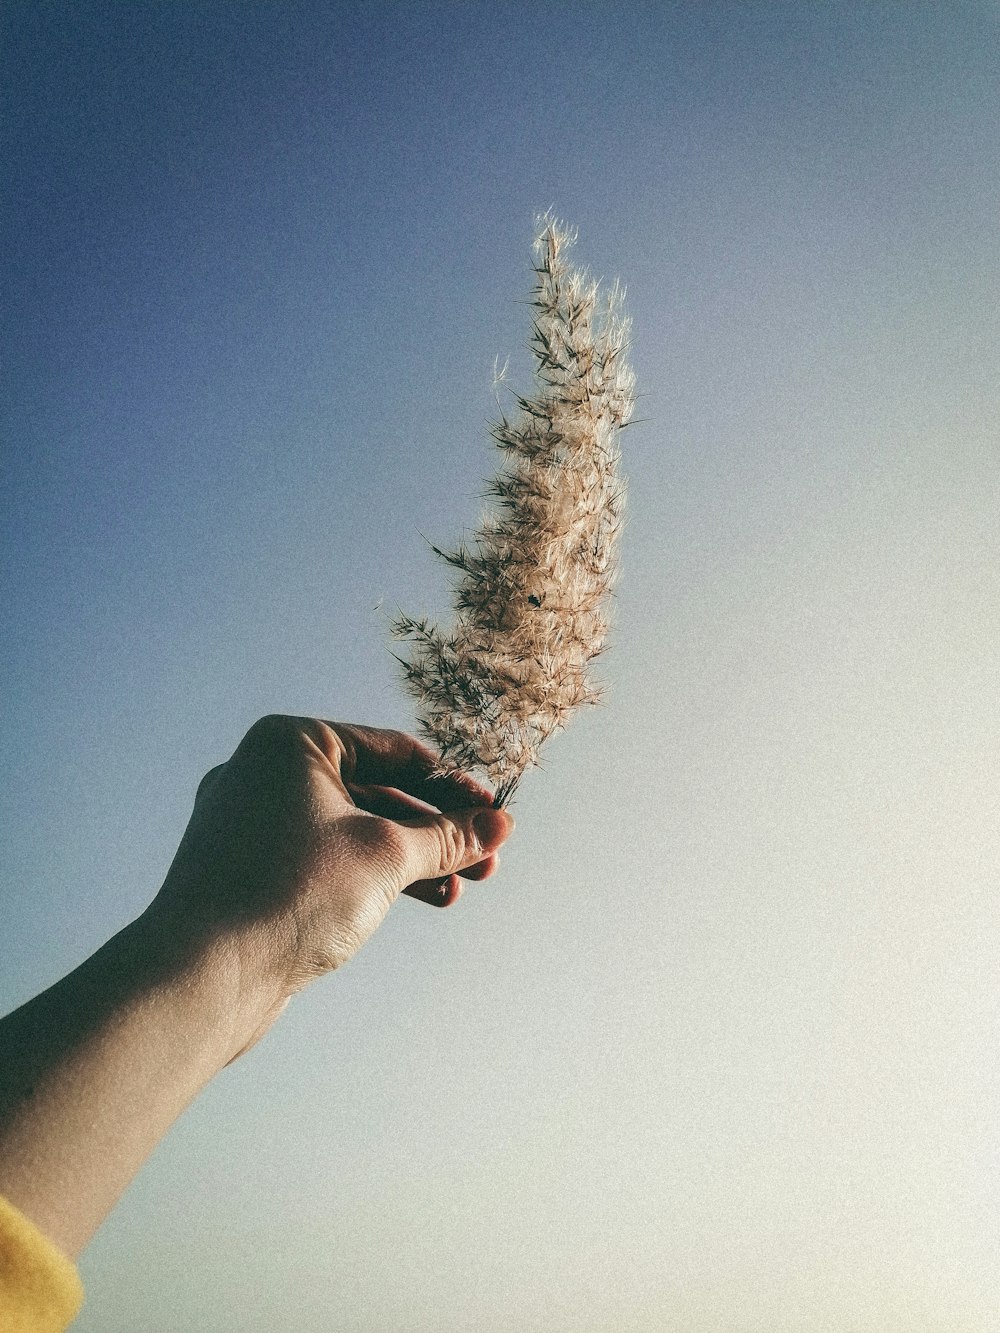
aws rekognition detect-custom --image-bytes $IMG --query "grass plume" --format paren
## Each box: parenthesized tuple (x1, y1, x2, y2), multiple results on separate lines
(393, 216, 635, 806)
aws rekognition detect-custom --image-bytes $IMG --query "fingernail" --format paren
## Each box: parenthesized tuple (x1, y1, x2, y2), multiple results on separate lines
(472, 808, 515, 851)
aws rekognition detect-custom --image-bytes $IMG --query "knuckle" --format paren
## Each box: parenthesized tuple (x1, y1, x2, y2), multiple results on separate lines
(195, 763, 225, 801)
(249, 712, 284, 732)
(238, 715, 309, 771)
(245, 713, 294, 743)
(433, 817, 465, 873)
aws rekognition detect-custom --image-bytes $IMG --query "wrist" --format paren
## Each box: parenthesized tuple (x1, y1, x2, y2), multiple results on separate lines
(133, 899, 289, 1068)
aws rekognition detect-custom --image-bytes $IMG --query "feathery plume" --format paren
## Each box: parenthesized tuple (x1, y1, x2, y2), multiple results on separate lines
(393, 217, 635, 806)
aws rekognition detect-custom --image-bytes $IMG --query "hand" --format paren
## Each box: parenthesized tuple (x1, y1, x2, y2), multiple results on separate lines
(152, 715, 515, 1057)
(0, 715, 514, 1257)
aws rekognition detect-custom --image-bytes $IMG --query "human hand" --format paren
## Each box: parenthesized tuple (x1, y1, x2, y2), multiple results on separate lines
(0, 715, 513, 1258)
(151, 715, 514, 1058)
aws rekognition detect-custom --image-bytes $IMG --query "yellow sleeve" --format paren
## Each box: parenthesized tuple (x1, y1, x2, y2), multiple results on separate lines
(0, 1195, 84, 1332)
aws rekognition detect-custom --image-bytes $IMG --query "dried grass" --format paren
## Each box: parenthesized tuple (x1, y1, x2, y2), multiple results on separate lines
(393, 216, 635, 806)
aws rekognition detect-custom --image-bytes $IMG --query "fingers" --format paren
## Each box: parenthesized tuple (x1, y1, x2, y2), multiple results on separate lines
(385, 805, 514, 903)
(404, 874, 465, 908)
(325, 721, 496, 811)
(348, 781, 505, 898)
(455, 851, 500, 882)
(225, 718, 515, 912)
(402, 850, 500, 909)
(236, 715, 495, 812)
(344, 781, 437, 821)
(346, 781, 503, 873)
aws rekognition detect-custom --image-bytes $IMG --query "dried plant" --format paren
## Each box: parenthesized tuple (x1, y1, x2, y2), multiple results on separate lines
(393, 217, 635, 806)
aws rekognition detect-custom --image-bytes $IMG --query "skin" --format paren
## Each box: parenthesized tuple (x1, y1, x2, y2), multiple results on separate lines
(0, 715, 514, 1259)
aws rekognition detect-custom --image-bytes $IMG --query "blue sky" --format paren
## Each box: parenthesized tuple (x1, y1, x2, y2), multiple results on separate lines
(3, 3, 1000, 1328)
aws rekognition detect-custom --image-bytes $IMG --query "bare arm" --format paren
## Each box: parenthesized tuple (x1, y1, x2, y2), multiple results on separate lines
(0, 716, 513, 1258)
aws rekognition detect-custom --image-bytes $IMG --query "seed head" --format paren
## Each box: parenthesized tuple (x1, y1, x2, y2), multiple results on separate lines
(393, 216, 635, 806)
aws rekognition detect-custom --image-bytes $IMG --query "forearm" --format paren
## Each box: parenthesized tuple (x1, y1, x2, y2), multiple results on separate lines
(0, 908, 260, 1258)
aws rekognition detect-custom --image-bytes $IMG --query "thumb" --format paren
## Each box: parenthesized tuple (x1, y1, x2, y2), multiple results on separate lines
(390, 806, 514, 889)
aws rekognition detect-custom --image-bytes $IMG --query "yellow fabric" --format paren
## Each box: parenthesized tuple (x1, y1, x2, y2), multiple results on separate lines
(0, 1195, 83, 1331)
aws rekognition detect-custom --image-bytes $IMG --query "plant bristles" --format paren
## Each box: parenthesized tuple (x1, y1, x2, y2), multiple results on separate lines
(392, 217, 635, 806)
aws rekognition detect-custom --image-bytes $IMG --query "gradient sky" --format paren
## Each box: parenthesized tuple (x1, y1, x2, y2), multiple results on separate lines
(3, 3, 1000, 1329)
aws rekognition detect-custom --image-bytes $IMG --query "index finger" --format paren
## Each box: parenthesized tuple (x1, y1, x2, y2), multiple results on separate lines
(322, 721, 495, 811)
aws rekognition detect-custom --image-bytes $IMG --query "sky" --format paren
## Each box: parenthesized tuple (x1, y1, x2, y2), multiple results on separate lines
(2, 1, 999, 1328)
